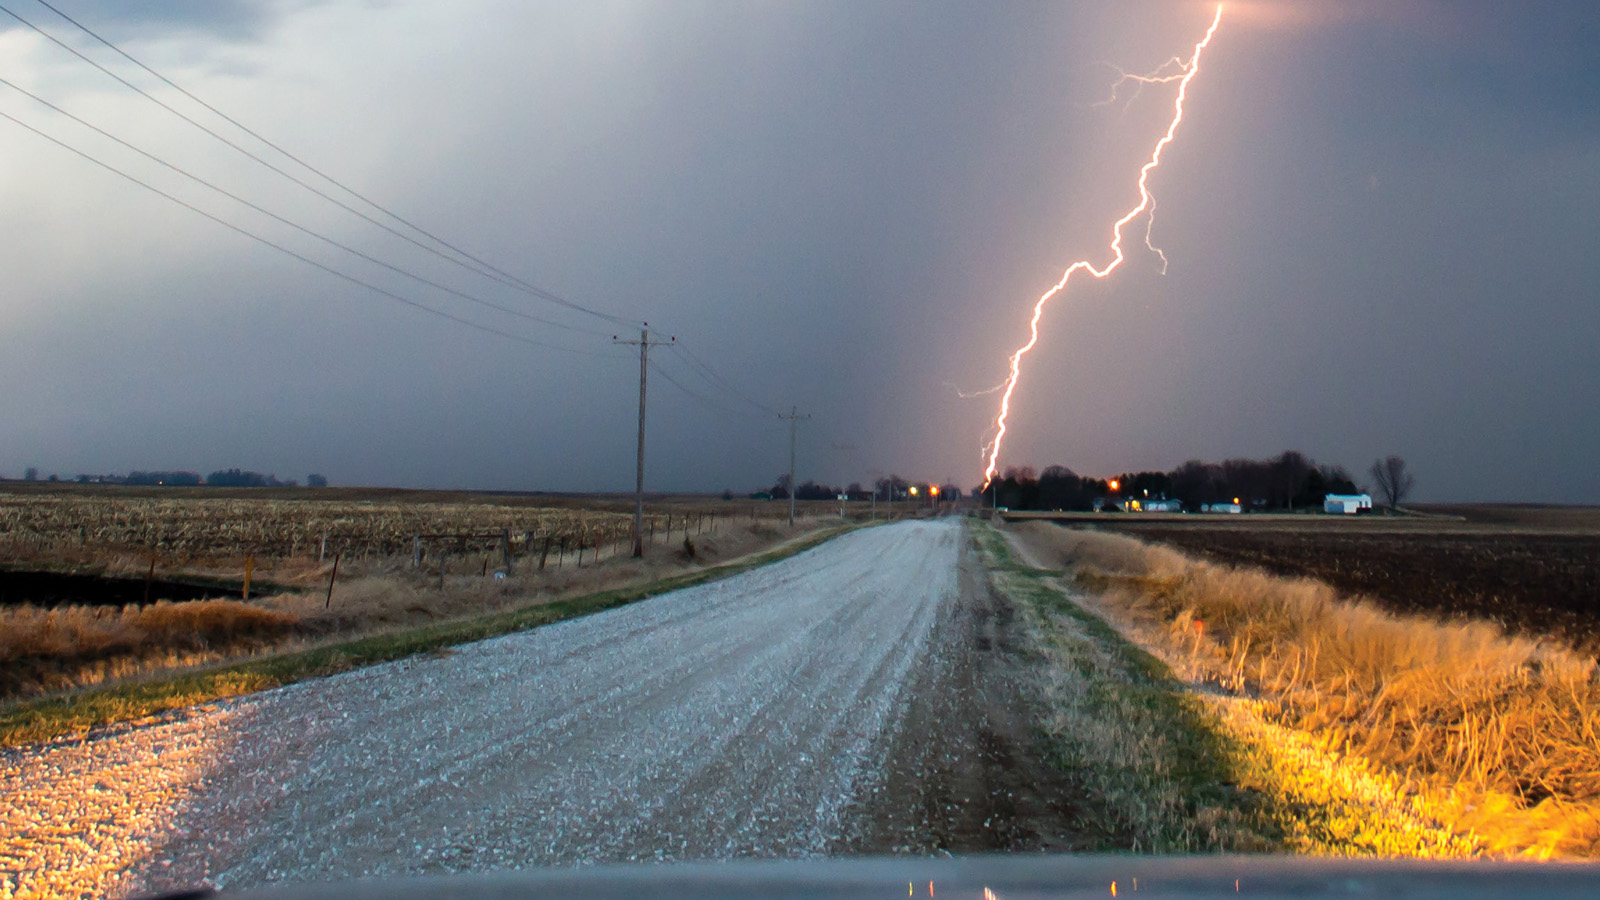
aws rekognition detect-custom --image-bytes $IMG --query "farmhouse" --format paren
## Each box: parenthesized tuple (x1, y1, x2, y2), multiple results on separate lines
(1203, 502, 1242, 513)
(1324, 493, 1372, 515)
(1126, 498, 1184, 512)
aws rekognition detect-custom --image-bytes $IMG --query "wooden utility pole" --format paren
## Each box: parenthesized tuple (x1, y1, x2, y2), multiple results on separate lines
(779, 406, 811, 527)
(614, 326, 675, 556)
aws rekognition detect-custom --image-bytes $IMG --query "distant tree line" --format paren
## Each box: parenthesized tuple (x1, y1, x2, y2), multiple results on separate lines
(7, 469, 335, 488)
(980, 450, 1364, 512)
(124, 471, 203, 486)
(764, 474, 844, 501)
(760, 473, 963, 503)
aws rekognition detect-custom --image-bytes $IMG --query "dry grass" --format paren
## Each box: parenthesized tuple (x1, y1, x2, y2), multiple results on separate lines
(0, 485, 846, 577)
(0, 601, 300, 697)
(1, 520, 859, 748)
(0, 517, 833, 704)
(973, 521, 1473, 856)
(1012, 522, 1600, 857)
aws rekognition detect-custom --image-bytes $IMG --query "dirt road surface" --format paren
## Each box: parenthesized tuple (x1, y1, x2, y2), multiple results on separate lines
(2, 520, 1080, 899)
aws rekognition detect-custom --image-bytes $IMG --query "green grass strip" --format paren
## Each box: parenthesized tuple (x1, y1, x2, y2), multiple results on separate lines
(1, 524, 860, 749)
(971, 521, 1289, 852)
(973, 522, 1476, 857)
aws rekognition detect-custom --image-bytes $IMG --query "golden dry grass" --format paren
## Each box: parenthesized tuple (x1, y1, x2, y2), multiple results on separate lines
(0, 517, 832, 703)
(0, 601, 301, 698)
(0, 601, 298, 666)
(1, 520, 858, 748)
(1010, 522, 1600, 857)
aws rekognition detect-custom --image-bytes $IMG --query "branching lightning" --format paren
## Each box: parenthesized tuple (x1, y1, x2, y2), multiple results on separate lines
(946, 380, 1009, 399)
(981, 5, 1223, 488)
(1090, 57, 1189, 110)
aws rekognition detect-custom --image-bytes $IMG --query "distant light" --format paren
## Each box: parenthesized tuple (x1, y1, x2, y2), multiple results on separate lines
(909, 486, 918, 495)
(1109, 479, 1120, 492)
(930, 485, 940, 496)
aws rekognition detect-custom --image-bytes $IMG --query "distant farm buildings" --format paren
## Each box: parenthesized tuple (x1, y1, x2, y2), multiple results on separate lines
(1125, 497, 1183, 512)
(1324, 493, 1373, 515)
(1202, 502, 1242, 514)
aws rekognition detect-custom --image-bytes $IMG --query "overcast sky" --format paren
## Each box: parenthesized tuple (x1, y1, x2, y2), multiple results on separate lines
(1, 1, 1596, 501)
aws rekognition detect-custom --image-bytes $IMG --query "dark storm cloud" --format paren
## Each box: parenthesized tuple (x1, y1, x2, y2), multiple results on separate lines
(0, 0, 287, 42)
(0, 1, 1596, 501)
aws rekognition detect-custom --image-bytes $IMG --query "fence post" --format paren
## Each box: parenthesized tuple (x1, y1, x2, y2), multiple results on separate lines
(243, 555, 254, 602)
(325, 553, 341, 608)
(501, 528, 512, 575)
(413, 535, 422, 569)
(540, 536, 551, 571)
(319, 535, 327, 563)
(558, 537, 566, 568)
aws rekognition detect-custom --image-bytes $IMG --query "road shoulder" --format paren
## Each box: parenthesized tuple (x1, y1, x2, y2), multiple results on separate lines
(836, 520, 1102, 854)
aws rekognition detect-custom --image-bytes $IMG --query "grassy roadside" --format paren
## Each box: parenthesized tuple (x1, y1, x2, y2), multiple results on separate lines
(972, 520, 1474, 856)
(972, 520, 1284, 852)
(1, 523, 862, 749)
(1026, 521, 1600, 858)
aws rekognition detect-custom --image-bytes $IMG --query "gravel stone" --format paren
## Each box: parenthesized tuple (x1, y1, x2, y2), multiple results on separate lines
(1, 520, 960, 899)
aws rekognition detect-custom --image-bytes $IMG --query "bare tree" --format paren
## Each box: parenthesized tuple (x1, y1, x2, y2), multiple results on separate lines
(1368, 455, 1415, 510)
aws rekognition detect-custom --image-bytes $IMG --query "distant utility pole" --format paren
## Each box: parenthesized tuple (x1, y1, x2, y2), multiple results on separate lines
(779, 406, 810, 526)
(614, 325, 675, 556)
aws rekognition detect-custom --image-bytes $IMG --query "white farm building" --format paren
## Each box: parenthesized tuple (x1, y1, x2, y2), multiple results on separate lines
(1324, 494, 1373, 515)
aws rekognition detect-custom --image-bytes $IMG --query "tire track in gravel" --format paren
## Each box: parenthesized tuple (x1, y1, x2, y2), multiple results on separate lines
(2, 520, 966, 898)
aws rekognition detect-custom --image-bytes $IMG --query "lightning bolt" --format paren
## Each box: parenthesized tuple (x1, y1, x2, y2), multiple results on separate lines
(1090, 57, 1189, 110)
(945, 379, 1009, 399)
(981, 5, 1223, 488)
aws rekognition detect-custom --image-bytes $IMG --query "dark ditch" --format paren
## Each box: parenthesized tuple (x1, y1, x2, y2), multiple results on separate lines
(0, 567, 278, 608)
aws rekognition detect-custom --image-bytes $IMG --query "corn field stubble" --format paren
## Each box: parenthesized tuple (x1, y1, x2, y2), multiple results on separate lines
(0, 487, 806, 702)
(1006, 520, 1600, 858)
(0, 518, 854, 749)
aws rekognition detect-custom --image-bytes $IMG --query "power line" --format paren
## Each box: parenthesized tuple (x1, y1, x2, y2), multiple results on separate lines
(0, 107, 615, 355)
(0, 72, 608, 337)
(673, 342, 782, 415)
(7, 3, 800, 410)
(1, 0, 635, 327)
(648, 357, 765, 420)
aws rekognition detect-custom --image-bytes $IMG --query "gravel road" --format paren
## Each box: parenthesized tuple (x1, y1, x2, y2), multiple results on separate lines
(3, 520, 981, 898)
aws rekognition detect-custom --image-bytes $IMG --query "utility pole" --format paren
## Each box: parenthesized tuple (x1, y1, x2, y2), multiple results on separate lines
(614, 325, 675, 556)
(779, 406, 810, 526)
